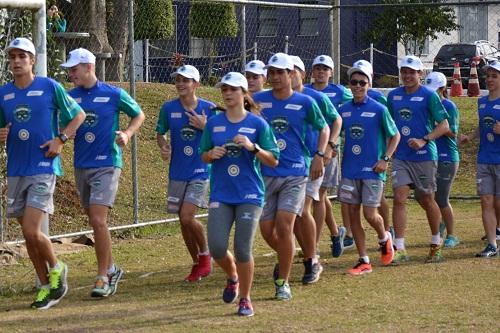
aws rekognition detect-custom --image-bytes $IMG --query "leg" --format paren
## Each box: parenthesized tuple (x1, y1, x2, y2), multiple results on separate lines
(260, 219, 279, 252)
(295, 197, 316, 260)
(416, 191, 442, 237)
(392, 185, 410, 243)
(87, 205, 112, 276)
(341, 202, 351, 237)
(379, 196, 391, 231)
(481, 195, 497, 245)
(349, 204, 365, 257)
(274, 210, 297, 281)
(179, 202, 208, 261)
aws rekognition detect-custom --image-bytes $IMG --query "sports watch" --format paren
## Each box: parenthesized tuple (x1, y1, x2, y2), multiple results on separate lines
(58, 133, 68, 144)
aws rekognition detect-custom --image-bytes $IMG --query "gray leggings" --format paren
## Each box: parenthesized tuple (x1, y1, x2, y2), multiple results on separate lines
(207, 203, 262, 263)
(435, 161, 459, 208)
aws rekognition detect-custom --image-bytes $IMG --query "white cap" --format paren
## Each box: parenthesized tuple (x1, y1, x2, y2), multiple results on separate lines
(6, 37, 36, 56)
(347, 60, 373, 85)
(399, 55, 423, 71)
(60, 48, 96, 68)
(245, 60, 267, 76)
(424, 72, 447, 91)
(265, 53, 294, 70)
(483, 60, 500, 73)
(170, 65, 200, 82)
(312, 55, 334, 70)
(290, 55, 305, 72)
(216, 72, 248, 90)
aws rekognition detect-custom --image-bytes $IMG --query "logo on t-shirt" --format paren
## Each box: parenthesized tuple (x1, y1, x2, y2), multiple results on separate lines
(181, 126, 196, 141)
(349, 124, 364, 140)
(14, 105, 31, 122)
(84, 112, 99, 127)
(398, 108, 412, 121)
(271, 116, 289, 134)
(225, 141, 242, 158)
(483, 115, 495, 128)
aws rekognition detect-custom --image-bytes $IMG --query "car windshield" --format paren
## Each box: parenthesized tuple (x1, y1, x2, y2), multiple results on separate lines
(437, 44, 476, 57)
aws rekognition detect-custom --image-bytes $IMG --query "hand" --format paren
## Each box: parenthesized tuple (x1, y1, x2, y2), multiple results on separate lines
(233, 134, 253, 151)
(185, 109, 207, 130)
(209, 146, 226, 160)
(0, 122, 11, 142)
(115, 130, 130, 147)
(40, 138, 63, 158)
(458, 133, 469, 145)
(408, 137, 426, 150)
(373, 160, 388, 173)
(309, 155, 324, 180)
(159, 144, 170, 161)
(494, 121, 500, 135)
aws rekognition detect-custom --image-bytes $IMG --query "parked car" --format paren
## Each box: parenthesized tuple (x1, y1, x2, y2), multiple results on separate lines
(432, 41, 500, 88)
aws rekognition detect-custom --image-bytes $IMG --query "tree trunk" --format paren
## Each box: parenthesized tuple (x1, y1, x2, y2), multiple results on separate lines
(88, 0, 113, 54)
(106, 0, 129, 81)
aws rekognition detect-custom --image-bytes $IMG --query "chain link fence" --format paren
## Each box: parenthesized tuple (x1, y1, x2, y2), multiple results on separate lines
(0, 0, 496, 242)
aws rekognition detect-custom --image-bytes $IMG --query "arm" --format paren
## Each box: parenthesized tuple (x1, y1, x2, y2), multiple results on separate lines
(233, 134, 278, 167)
(326, 115, 342, 158)
(116, 111, 145, 147)
(373, 131, 400, 173)
(408, 119, 449, 150)
(310, 125, 329, 180)
(156, 133, 170, 161)
(459, 127, 480, 145)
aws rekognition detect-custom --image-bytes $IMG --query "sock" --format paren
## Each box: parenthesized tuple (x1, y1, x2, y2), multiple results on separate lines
(42, 283, 50, 289)
(275, 278, 285, 286)
(379, 233, 388, 243)
(394, 238, 405, 250)
(50, 262, 61, 271)
(431, 234, 441, 245)
(199, 251, 210, 256)
(107, 263, 116, 275)
(361, 256, 370, 264)
(496, 228, 500, 233)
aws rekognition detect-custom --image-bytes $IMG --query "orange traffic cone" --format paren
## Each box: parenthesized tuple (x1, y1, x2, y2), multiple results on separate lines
(450, 62, 464, 97)
(467, 62, 481, 97)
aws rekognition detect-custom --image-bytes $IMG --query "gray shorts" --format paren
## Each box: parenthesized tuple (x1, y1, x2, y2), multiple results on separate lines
(6, 174, 56, 218)
(321, 155, 340, 189)
(306, 175, 324, 201)
(167, 179, 209, 213)
(260, 176, 307, 221)
(392, 159, 437, 195)
(476, 163, 500, 197)
(435, 161, 459, 208)
(75, 167, 121, 208)
(338, 178, 384, 207)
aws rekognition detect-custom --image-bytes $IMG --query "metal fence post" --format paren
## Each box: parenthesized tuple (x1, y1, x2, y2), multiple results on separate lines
(284, 35, 289, 54)
(254, 41, 258, 60)
(331, 0, 340, 83)
(129, 0, 139, 224)
(145, 39, 149, 83)
(241, 4, 246, 71)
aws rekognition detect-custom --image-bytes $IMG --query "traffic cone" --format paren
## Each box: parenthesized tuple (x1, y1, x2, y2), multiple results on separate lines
(467, 62, 480, 97)
(450, 62, 464, 97)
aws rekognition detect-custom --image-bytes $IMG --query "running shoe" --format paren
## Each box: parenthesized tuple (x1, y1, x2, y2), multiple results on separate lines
(475, 244, 498, 258)
(379, 231, 394, 266)
(302, 258, 323, 284)
(425, 241, 443, 263)
(91, 275, 111, 298)
(444, 235, 460, 248)
(481, 229, 500, 241)
(197, 254, 212, 278)
(347, 258, 372, 276)
(391, 249, 410, 265)
(108, 265, 124, 295)
(31, 287, 53, 310)
(48, 261, 68, 302)
(274, 279, 292, 301)
(185, 264, 200, 282)
(343, 235, 355, 249)
(237, 298, 254, 317)
(222, 279, 239, 304)
(331, 226, 346, 257)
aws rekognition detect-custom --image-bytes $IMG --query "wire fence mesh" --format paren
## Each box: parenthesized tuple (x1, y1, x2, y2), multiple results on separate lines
(0, 0, 496, 242)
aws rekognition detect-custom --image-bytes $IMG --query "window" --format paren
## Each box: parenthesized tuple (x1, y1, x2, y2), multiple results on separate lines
(299, 8, 319, 36)
(406, 38, 430, 56)
(258, 7, 277, 37)
(189, 37, 211, 57)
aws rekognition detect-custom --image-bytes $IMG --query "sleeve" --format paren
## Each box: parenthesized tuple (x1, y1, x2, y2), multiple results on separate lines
(377, 94, 388, 106)
(386, 92, 395, 118)
(342, 86, 354, 104)
(258, 121, 280, 160)
(118, 89, 142, 118)
(446, 101, 459, 134)
(0, 105, 5, 128)
(381, 107, 398, 138)
(305, 99, 327, 131)
(322, 95, 339, 124)
(428, 92, 448, 123)
(155, 104, 169, 135)
(199, 122, 213, 153)
(53, 82, 83, 127)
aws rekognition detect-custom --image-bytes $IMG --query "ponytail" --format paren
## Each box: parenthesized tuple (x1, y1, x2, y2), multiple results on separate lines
(243, 91, 261, 116)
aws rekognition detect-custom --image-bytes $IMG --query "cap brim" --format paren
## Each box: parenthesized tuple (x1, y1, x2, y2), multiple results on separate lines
(6, 46, 35, 56)
(399, 64, 422, 71)
(483, 64, 500, 73)
(60, 59, 82, 68)
(348, 68, 372, 84)
(312, 62, 333, 69)
(245, 69, 266, 75)
(264, 64, 292, 70)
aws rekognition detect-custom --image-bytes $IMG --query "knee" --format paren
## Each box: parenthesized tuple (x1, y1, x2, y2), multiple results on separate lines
(393, 194, 407, 206)
(234, 249, 252, 263)
(89, 215, 108, 230)
(179, 211, 195, 227)
(22, 228, 41, 243)
(435, 197, 449, 209)
(208, 244, 227, 260)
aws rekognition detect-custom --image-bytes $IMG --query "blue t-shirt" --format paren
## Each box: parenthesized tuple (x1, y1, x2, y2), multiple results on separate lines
(156, 98, 216, 181)
(301, 86, 340, 157)
(199, 112, 279, 206)
(477, 96, 500, 164)
(0, 76, 82, 176)
(368, 88, 387, 106)
(387, 85, 448, 161)
(305, 82, 353, 109)
(69, 81, 142, 169)
(339, 96, 398, 181)
(253, 90, 327, 177)
(436, 98, 460, 163)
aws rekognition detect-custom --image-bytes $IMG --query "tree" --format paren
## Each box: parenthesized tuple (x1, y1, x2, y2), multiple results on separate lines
(189, 1, 238, 83)
(134, 0, 174, 41)
(364, 0, 460, 56)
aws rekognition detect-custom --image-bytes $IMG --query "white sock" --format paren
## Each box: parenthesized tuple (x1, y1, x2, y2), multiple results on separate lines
(394, 238, 405, 250)
(107, 263, 116, 275)
(431, 234, 441, 245)
(379, 233, 388, 243)
(361, 256, 370, 264)
(199, 251, 209, 256)
(42, 283, 50, 289)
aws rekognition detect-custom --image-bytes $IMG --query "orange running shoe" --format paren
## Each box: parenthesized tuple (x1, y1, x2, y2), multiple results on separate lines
(379, 231, 394, 266)
(197, 254, 212, 278)
(347, 258, 372, 276)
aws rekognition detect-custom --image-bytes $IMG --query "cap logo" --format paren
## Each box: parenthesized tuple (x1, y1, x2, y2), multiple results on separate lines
(225, 74, 232, 80)
(319, 56, 325, 61)
(250, 62, 256, 68)
(492, 60, 498, 66)
(426, 78, 432, 84)
(13, 39, 20, 45)
(271, 56, 278, 63)
(180, 66, 186, 72)
(407, 58, 413, 63)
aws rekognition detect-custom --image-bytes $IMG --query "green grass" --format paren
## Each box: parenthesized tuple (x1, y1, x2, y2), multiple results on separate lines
(0, 200, 498, 332)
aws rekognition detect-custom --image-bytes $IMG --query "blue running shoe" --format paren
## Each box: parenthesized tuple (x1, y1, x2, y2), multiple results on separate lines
(275, 279, 292, 301)
(475, 244, 498, 258)
(222, 279, 239, 303)
(444, 235, 460, 248)
(331, 226, 346, 258)
(238, 298, 254, 317)
(343, 235, 355, 249)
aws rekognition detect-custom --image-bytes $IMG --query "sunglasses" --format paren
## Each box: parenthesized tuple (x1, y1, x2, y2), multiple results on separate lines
(349, 79, 369, 87)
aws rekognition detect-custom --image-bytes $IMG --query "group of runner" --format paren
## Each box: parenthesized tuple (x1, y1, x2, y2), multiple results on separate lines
(1, 37, 499, 317)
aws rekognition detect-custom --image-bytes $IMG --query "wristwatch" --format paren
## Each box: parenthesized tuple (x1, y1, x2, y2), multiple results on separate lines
(423, 135, 432, 144)
(58, 133, 68, 144)
(315, 151, 325, 158)
(382, 155, 390, 162)
(328, 141, 339, 150)
(252, 143, 262, 154)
